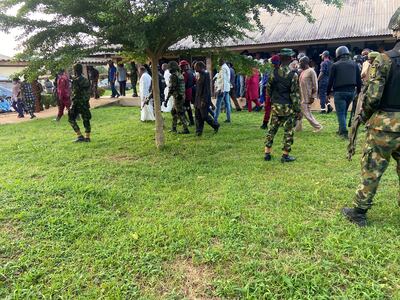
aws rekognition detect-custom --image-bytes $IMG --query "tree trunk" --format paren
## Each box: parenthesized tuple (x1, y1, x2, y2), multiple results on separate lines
(150, 55, 165, 149)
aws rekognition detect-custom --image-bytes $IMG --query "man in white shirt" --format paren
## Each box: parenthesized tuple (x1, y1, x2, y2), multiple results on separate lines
(214, 58, 231, 124)
(139, 66, 155, 122)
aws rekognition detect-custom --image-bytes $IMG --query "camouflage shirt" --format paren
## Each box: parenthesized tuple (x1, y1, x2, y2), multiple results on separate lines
(364, 48, 400, 132)
(72, 75, 91, 104)
(167, 71, 185, 101)
(267, 66, 301, 116)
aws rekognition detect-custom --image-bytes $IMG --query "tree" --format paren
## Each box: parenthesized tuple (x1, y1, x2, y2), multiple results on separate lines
(0, 0, 341, 149)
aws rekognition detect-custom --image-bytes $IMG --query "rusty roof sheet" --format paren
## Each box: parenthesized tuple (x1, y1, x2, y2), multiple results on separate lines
(172, 0, 400, 50)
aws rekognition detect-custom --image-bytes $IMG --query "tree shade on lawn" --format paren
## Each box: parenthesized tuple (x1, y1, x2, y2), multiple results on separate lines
(0, 0, 342, 148)
(1, 107, 400, 298)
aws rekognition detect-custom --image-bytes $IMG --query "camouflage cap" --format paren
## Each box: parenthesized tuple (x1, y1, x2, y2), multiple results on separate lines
(389, 7, 400, 31)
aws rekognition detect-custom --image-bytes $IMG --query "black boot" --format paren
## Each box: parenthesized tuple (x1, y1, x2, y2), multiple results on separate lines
(281, 154, 296, 163)
(74, 135, 85, 143)
(327, 103, 333, 114)
(178, 128, 190, 134)
(260, 122, 268, 130)
(341, 207, 367, 227)
(214, 123, 220, 134)
(264, 153, 272, 161)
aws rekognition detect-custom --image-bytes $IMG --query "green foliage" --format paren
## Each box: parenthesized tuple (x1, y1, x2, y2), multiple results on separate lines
(212, 51, 272, 75)
(41, 93, 57, 109)
(0, 0, 342, 69)
(97, 87, 106, 97)
(1, 106, 400, 299)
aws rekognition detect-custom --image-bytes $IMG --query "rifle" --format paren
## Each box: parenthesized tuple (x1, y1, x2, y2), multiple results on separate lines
(347, 86, 367, 161)
(348, 92, 358, 128)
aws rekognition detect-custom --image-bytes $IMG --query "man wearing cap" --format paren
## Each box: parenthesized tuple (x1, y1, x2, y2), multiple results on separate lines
(166, 61, 190, 134)
(327, 46, 362, 139)
(180, 60, 195, 126)
(342, 7, 400, 227)
(264, 48, 301, 163)
(69, 64, 92, 142)
(296, 56, 323, 132)
(318, 50, 333, 114)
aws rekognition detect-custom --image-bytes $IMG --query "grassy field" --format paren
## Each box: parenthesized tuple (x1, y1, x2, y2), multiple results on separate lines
(1, 107, 400, 299)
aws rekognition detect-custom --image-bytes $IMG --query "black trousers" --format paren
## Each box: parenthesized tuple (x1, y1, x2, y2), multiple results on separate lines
(119, 81, 126, 96)
(195, 106, 217, 133)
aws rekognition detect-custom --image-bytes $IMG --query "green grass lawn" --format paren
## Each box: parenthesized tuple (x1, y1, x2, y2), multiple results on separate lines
(1, 107, 400, 299)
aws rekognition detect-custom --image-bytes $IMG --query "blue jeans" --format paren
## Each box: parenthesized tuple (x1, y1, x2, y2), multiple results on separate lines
(110, 81, 120, 97)
(215, 91, 231, 124)
(334, 91, 355, 134)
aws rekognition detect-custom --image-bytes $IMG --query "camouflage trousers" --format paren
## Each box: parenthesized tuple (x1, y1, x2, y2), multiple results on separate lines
(354, 128, 400, 210)
(69, 101, 92, 134)
(171, 98, 188, 130)
(265, 114, 296, 152)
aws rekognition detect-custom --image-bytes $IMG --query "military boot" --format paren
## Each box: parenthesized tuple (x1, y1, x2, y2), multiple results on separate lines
(74, 135, 85, 143)
(281, 154, 296, 163)
(260, 122, 268, 130)
(264, 153, 272, 161)
(214, 123, 220, 134)
(341, 207, 367, 227)
(178, 128, 190, 134)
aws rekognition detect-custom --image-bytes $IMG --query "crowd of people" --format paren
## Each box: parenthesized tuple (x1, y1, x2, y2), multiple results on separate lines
(10, 77, 43, 119)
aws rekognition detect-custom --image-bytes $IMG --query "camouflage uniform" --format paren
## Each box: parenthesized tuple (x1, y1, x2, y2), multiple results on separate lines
(354, 43, 400, 210)
(69, 74, 91, 133)
(265, 66, 301, 152)
(167, 70, 188, 131)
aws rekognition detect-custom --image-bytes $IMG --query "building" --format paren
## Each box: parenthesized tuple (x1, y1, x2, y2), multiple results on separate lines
(171, 0, 399, 63)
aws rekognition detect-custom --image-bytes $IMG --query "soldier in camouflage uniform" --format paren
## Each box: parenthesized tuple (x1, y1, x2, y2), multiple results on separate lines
(165, 61, 190, 134)
(342, 7, 400, 226)
(69, 64, 92, 143)
(264, 48, 301, 163)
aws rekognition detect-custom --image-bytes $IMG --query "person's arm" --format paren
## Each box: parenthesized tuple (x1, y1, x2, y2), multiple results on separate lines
(363, 54, 391, 119)
(311, 69, 318, 100)
(356, 64, 362, 94)
(327, 64, 335, 94)
(290, 73, 301, 114)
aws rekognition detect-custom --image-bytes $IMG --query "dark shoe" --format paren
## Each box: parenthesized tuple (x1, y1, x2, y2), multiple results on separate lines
(169, 127, 177, 133)
(260, 123, 268, 130)
(196, 132, 202, 137)
(341, 207, 367, 227)
(264, 153, 272, 161)
(18, 115, 24, 118)
(30, 115, 36, 119)
(224, 120, 231, 123)
(178, 128, 190, 134)
(320, 110, 327, 114)
(281, 155, 296, 163)
(85, 138, 91, 143)
(337, 131, 348, 139)
(214, 124, 220, 134)
(74, 135, 85, 143)
(327, 104, 333, 114)
(236, 108, 242, 112)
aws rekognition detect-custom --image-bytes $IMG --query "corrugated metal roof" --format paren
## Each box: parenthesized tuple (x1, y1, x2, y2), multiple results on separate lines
(0, 54, 11, 61)
(172, 0, 400, 50)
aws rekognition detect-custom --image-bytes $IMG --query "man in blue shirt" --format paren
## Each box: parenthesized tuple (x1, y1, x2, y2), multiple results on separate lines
(108, 61, 120, 98)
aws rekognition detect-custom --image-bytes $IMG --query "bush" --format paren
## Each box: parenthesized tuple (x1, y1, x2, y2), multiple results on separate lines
(97, 87, 106, 97)
(41, 94, 57, 109)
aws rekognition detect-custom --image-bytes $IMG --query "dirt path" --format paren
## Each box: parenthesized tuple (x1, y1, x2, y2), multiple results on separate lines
(0, 97, 121, 125)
